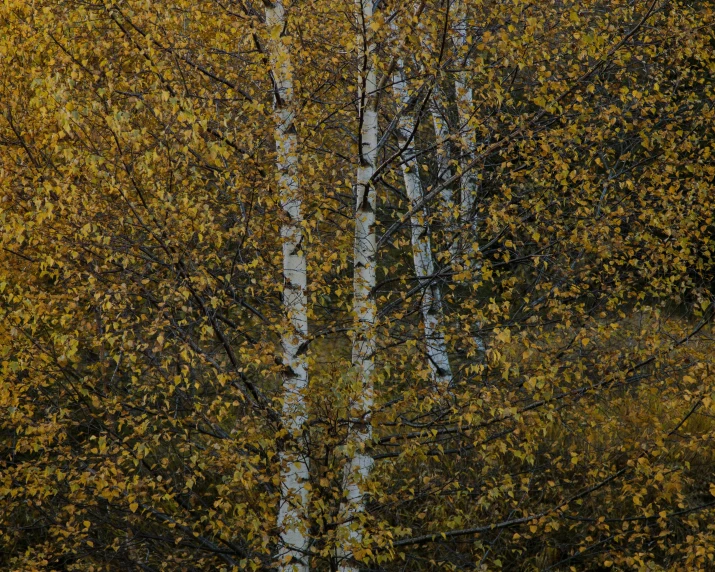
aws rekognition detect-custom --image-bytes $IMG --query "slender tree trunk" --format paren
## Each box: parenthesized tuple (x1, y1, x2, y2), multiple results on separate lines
(453, 1, 486, 354)
(337, 0, 379, 568)
(454, 0, 479, 238)
(429, 87, 459, 260)
(393, 63, 453, 388)
(265, 2, 310, 569)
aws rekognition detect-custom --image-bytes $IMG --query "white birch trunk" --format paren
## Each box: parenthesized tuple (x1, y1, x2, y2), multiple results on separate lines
(265, 2, 310, 569)
(393, 63, 453, 388)
(454, 0, 479, 236)
(337, 0, 378, 568)
(429, 87, 459, 260)
(454, 1, 486, 354)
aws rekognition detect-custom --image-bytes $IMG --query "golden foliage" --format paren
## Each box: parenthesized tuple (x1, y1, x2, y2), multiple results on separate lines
(1, 0, 714, 570)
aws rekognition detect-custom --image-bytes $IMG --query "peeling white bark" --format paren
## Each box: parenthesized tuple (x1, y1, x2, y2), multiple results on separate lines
(265, 2, 310, 569)
(337, 0, 379, 568)
(393, 61, 453, 388)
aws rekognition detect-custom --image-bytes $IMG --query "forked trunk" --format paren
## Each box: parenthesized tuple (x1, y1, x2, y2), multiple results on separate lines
(393, 62, 453, 388)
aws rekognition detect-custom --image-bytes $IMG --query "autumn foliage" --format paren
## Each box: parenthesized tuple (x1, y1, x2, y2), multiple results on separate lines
(1, 0, 715, 570)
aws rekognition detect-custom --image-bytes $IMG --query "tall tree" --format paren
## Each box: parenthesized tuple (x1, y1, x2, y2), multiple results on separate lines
(391, 35, 453, 388)
(453, 0, 480, 254)
(337, 0, 380, 566)
(264, 0, 310, 568)
(429, 87, 459, 259)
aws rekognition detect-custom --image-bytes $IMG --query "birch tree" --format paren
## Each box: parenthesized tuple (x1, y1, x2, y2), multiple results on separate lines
(265, 1, 310, 568)
(336, 0, 380, 567)
(1, 1, 715, 571)
(391, 34, 453, 388)
(453, 0, 480, 250)
(429, 88, 459, 259)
